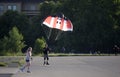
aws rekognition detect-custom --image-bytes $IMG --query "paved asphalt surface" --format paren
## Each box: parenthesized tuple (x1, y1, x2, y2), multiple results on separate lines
(11, 56, 120, 77)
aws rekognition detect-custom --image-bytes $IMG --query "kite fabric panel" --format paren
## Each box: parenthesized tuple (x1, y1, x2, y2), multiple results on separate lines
(43, 16, 73, 31)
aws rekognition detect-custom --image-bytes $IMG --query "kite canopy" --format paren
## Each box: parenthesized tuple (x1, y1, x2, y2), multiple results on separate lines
(42, 16, 73, 31)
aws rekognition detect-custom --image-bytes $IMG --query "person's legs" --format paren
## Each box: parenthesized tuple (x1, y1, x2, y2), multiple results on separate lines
(27, 62, 31, 73)
(20, 61, 28, 72)
(20, 66, 25, 72)
(115, 50, 117, 56)
(43, 55, 46, 65)
(46, 54, 49, 65)
(20, 60, 31, 72)
(43, 54, 50, 65)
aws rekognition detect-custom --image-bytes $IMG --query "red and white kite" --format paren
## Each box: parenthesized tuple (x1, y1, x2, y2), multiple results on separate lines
(42, 16, 73, 31)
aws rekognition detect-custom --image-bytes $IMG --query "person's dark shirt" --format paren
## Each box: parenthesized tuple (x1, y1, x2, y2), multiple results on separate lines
(43, 47, 50, 54)
(114, 46, 119, 51)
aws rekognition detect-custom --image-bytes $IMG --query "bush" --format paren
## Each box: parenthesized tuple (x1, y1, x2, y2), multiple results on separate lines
(34, 37, 46, 54)
(0, 27, 26, 56)
(0, 62, 7, 67)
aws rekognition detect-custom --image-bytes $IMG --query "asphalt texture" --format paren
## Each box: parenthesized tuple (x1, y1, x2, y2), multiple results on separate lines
(11, 56, 120, 77)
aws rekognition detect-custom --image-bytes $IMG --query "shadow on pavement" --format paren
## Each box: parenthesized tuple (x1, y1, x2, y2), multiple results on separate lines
(0, 73, 13, 77)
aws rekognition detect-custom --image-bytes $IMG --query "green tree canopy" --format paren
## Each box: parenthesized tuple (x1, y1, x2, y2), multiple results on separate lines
(34, 37, 46, 54)
(0, 0, 120, 54)
(0, 27, 26, 55)
(0, 10, 29, 38)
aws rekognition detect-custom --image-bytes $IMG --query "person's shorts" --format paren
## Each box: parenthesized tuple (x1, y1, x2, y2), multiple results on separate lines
(44, 54, 49, 60)
(26, 60, 30, 62)
(44, 54, 48, 58)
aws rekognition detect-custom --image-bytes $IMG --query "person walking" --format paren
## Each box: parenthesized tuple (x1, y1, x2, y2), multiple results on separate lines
(43, 44, 50, 65)
(20, 47, 32, 73)
(113, 45, 119, 56)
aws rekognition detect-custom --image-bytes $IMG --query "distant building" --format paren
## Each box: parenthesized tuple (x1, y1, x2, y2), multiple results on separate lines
(0, 0, 44, 16)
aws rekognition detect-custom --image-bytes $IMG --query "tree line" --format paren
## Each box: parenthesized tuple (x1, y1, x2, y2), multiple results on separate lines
(0, 0, 120, 55)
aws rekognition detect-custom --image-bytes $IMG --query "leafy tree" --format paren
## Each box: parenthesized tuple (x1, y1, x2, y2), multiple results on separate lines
(0, 10, 30, 46)
(39, 1, 63, 45)
(34, 37, 46, 54)
(0, 0, 120, 54)
(0, 27, 26, 55)
(0, 36, 9, 55)
(39, 1, 62, 19)
(112, 0, 120, 45)
(57, 0, 119, 53)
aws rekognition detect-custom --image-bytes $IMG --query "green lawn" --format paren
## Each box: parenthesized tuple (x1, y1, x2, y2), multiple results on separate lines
(48, 53, 119, 57)
(0, 56, 24, 67)
(0, 53, 119, 67)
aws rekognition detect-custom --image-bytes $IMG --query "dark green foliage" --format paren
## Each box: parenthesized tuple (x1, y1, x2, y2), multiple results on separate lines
(34, 37, 46, 54)
(0, 10, 29, 38)
(0, 27, 26, 55)
(0, 0, 120, 54)
(58, 0, 120, 53)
